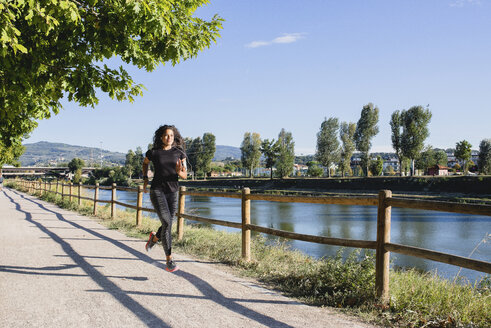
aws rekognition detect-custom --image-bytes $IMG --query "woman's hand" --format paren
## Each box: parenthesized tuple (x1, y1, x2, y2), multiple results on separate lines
(176, 158, 187, 179)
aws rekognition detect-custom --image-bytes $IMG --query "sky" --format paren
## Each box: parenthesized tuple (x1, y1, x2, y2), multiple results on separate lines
(26, 0, 491, 155)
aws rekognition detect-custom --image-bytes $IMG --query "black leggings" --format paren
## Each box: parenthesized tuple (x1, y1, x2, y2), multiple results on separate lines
(150, 189, 178, 257)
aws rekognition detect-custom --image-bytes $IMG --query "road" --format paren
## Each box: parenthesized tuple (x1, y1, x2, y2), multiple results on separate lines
(0, 187, 378, 328)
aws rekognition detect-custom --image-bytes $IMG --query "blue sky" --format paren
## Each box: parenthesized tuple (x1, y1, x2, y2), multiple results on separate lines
(27, 0, 491, 155)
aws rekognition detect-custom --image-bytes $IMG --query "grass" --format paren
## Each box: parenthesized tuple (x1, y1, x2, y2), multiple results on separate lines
(7, 180, 491, 327)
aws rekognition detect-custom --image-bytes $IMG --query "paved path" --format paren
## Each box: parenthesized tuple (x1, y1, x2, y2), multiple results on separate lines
(0, 188, 378, 328)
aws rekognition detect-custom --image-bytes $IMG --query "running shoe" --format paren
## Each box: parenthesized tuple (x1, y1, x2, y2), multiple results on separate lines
(165, 260, 178, 272)
(145, 232, 157, 251)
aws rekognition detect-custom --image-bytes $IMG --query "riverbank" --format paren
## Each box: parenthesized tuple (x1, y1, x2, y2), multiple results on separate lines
(181, 175, 491, 199)
(6, 181, 491, 327)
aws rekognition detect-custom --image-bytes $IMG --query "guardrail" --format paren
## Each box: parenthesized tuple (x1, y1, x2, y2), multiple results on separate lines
(16, 178, 491, 303)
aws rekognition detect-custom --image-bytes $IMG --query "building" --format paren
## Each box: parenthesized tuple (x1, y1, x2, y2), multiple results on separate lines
(427, 164, 449, 176)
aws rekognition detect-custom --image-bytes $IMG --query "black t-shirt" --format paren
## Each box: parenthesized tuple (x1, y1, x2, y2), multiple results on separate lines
(145, 147, 186, 193)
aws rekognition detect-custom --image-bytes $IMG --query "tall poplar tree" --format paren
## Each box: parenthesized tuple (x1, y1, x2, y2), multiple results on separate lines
(390, 110, 404, 176)
(478, 139, 491, 175)
(240, 132, 261, 177)
(455, 140, 472, 174)
(316, 117, 340, 177)
(260, 139, 280, 180)
(202, 133, 216, 177)
(276, 129, 295, 178)
(400, 106, 432, 176)
(339, 122, 356, 177)
(354, 103, 379, 176)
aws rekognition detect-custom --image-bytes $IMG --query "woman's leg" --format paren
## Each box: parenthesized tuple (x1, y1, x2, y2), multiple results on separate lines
(150, 189, 174, 257)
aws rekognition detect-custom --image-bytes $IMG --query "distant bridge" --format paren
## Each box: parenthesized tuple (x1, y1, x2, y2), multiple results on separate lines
(1, 167, 97, 178)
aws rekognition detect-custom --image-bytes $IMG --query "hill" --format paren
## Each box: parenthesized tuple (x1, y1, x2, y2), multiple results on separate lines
(20, 141, 126, 166)
(20, 141, 241, 166)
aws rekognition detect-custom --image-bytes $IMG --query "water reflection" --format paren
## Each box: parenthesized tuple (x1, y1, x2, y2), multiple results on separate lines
(91, 188, 490, 281)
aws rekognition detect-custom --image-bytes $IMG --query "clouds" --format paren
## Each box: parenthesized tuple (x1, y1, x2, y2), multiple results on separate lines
(449, 0, 481, 7)
(245, 33, 305, 48)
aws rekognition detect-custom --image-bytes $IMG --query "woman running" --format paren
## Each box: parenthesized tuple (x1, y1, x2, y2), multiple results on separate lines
(143, 124, 187, 272)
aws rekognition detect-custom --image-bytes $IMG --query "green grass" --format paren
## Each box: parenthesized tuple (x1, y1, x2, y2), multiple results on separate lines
(7, 180, 491, 327)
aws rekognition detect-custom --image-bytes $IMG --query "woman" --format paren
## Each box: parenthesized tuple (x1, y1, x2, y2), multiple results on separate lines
(143, 125, 187, 272)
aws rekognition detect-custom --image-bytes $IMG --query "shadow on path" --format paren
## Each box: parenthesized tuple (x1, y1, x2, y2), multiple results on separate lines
(4, 189, 295, 328)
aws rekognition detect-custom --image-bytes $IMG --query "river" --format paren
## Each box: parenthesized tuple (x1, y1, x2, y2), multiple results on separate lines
(93, 188, 490, 282)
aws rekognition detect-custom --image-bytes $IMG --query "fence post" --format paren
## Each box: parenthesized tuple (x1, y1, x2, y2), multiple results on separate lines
(111, 183, 116, 219)
(376, 189, 392, 303)
(177, 186, 186, 241)
(44, 179, 47, 195)
(69, 182, 73, 202)
(78, 182, 82, 206)
(136, 185, 143, 226)
(93, 183, 99, 215)
(56, 180, 59, 195)
(241, 187, 251, 262)
(62, 182, 65, 201)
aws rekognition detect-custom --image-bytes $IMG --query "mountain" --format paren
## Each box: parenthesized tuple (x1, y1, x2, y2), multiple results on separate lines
(20, 141, 241, 166)
(20, 141, 126, 166)
(213, 145, 241, 161)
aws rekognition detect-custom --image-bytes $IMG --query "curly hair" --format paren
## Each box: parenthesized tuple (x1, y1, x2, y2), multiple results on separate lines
(152, 125, 185, 150)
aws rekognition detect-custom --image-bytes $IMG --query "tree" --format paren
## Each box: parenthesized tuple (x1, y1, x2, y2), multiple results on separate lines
(260, 139, 280, 180)
(415, 146, 447, 173)
(188, 137, 203, 178)
(316, 117, 340, 177)
(240, 132, 261, 177)
(455, 140, 472, 174)
(354, 103, 379, 176)
(369, 156, 383, 176)
(390, 110, 404, 176)
(400, 106, 432, 176)
(478, 139, 491, 175)
(339, 122, 356, 177)
(307, 161, 323, 177)
(68, 158, 85, 173)
(0, 139, 24, 166)
(275, 129, 295, 178)
(68, 157, 85, 183)
(0, 0, 223, 161)
(125, 150, 135, 177)
(201, 133, 216, 177)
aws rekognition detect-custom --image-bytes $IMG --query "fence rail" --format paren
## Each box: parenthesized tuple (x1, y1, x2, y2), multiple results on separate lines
(15, 178, 491, 304)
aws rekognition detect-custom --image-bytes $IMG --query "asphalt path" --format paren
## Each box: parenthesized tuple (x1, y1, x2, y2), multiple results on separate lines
(0, 188, 378, 328)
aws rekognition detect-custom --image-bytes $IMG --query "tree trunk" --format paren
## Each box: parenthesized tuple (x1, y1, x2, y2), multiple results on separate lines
(270, 167, 273, 180)
(411, 159, 415, 176)
(398, 158, 402, 176)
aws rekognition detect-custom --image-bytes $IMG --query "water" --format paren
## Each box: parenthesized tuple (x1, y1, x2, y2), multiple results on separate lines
(91, 188, 491, 282)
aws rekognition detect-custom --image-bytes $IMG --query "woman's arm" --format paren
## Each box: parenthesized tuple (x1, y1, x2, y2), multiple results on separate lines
(176, 158, 187, 180)
(142, 157, 150, 192)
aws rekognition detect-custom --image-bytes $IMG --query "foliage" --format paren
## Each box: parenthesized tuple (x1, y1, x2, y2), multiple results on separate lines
(125, 147, 143, 179)
(186, 133, 216, 177)
(315, 117, 340, 178)
(415, 146, 447, 172)
(201, 133, 216, 176)
(478, 139, 491, 175)
(455, 140, 472, 174)
(306, 161, 323, 177)
(339, 121, 356, 177)
(369, 156, 383, 176)
(240, 132, 261, 177)
(68, 157, 85, 183)
(68, 157, 85, 173)
(400, 106, 432, 176)
(87, 166, 131, 186)
(390, 110, 404, 176)
(0, 138, 24, 166)
(260, 138, 280, 180)
(354, 103, 379, 176)
(0, 0, 223, 158)
(384, 165, 395, 176)
(275, 129, 295, 178)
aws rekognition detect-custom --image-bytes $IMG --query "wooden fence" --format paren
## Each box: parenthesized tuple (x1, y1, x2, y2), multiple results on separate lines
(17, 179, 491, 303)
